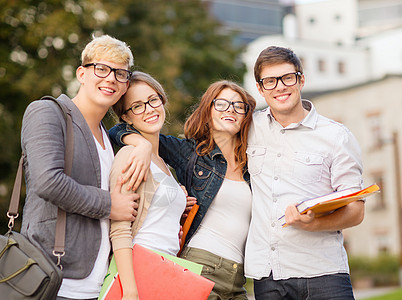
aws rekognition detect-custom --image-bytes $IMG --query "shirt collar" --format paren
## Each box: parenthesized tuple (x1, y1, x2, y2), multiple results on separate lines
(299, 100, 318, 129)
(264, 99, 318, 129)
(207, 144, 223, 160)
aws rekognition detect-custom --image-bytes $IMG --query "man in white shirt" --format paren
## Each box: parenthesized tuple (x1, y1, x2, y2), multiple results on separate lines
(245, 46, 364, 299)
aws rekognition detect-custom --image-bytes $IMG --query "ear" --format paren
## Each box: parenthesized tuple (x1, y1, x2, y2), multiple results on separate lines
(76, 66, 86, 84)
(256, 82, 264, 97)
(299, 74, 305, 89)
(121, 113, 131, 125)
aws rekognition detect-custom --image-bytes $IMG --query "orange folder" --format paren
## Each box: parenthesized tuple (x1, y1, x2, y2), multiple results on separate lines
(279, 183, 380, 227)
(102, 244, 214, 300)
(178, 203, 199, 256)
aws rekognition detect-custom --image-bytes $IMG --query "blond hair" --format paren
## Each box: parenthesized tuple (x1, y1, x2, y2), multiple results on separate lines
(81, 34, 134, 67)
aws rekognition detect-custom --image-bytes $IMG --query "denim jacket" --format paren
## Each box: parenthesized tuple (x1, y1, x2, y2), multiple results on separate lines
(109, 123, 250, 247)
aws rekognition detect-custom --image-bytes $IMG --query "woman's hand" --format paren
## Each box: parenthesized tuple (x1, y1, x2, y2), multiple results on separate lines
(178, 225, 183, 246)
(179, 185, 197, 224)
(122, 291, 139, 300)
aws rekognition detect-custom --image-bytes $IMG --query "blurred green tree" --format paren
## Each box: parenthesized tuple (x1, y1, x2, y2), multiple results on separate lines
(106, 0, 246, 131)
(0, 0, 109, 232)
(0, 0, 245, 233)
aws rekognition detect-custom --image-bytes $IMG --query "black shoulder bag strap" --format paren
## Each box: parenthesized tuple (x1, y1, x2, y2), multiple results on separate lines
(7, 96, 73, 269)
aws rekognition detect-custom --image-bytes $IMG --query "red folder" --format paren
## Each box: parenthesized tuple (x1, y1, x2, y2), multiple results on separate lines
(103, 244, 214, 300)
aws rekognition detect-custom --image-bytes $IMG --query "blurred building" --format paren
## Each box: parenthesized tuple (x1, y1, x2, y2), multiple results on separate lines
(243, 0, 402, 107)
(313, 75, 402, 257)
(359, 0, 402, 38)
(240, 0, 402, 257)
(202, 0, 286, 44)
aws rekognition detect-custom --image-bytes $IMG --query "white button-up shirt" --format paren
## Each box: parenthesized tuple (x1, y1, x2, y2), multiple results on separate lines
(245, 100, 363, 280)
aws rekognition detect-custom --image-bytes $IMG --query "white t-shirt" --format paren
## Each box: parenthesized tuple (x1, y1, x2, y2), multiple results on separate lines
(188, 178, 252, 263)
(133, 161, 186, 255)
(58, 127, 114, 298)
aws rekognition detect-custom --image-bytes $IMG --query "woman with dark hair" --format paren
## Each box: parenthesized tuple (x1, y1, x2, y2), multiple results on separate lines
(110, 80, 256, 299)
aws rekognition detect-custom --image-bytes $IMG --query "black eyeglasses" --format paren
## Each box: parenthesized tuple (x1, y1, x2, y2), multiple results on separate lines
(259, 72, 302, 90)
(124, 96, 163, 115)
(83, 63, 132, 83)
(212, 99, 249, 115)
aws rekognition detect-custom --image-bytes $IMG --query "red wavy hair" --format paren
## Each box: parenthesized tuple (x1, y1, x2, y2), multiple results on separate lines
(184, 80, 256, 171)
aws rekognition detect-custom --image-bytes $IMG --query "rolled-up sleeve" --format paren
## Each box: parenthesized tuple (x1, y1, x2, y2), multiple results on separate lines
(330, 126, 363, 192)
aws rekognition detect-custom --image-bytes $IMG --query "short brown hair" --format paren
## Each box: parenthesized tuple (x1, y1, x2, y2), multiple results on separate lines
(184, 80, 256, 171)
(254, 46, 303, 82)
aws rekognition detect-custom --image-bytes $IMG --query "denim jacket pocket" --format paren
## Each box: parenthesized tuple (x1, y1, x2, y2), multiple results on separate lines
(246, 146, 266, 176)
(293, 152, 324, 184)
(192, 164, 212, 191)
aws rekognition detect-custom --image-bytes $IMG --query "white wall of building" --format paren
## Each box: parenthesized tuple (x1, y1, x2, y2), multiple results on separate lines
(295, 0, 358, 46)
(358, 0, 402, 37)
(360, 28, 402, 80)
(312, 75, 402, 257)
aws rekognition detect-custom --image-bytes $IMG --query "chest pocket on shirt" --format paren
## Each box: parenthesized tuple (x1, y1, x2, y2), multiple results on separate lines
(246, 146, 266, 176)
(192, 164, 212, 191)
(293, 152, 324, 184)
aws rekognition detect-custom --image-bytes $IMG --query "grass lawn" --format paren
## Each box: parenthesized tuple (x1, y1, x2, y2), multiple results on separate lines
(366, 288, 402, 300)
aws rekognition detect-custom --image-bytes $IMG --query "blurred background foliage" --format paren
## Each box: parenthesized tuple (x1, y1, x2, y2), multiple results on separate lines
(349, 254, 399, 288)
(0, 0, 246, 232)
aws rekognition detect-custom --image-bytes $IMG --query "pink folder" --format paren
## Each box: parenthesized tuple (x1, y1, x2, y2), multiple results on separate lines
(103, 244, 214, 300)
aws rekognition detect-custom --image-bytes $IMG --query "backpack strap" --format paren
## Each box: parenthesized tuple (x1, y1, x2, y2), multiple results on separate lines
(40, 96, 73, 268)
(7, 96, 73, 269)
(40, 96, 74, 176)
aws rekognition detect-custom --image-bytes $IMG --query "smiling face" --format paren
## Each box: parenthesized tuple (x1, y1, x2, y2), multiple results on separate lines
(210, 88, 245, 138)
(77, 60, 129, 109)
(122, 82, 165, 138)
(257, 63, 305, 126)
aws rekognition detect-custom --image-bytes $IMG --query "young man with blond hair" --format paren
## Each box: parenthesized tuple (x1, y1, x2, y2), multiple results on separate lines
(21, 35, 138, 299)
